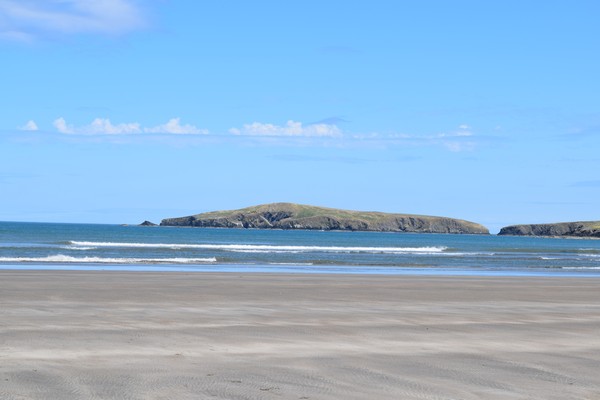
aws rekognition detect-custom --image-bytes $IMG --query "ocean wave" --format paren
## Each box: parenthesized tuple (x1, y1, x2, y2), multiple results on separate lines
(61, 245, 97, 251)
(67, 241, 447, 254)
(577, 248, 600, 254)
(579, 254, 600, 259)
(0, 255, 217, 264)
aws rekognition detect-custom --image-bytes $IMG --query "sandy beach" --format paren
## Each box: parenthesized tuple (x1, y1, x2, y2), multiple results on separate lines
(1, 271, 599, 399)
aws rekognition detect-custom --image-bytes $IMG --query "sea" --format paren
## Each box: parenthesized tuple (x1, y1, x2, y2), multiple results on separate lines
(1, 221, 600, 277)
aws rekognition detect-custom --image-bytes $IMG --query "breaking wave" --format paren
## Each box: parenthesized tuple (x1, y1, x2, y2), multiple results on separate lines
(67, 241, 447, 254)
(0, 255, 217, 264)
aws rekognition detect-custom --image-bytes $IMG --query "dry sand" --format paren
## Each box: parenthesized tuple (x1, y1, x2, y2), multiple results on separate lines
(1, 271, 600, 399)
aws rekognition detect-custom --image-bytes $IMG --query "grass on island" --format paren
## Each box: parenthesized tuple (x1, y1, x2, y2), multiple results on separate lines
(194, 202, 447, 223)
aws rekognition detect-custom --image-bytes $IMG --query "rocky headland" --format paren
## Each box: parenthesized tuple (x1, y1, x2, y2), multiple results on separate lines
(159, 203, 489, 234)
(498, 221, 600, 238)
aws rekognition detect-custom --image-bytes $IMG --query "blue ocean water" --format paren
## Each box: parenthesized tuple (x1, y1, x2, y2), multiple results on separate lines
(1, 221, 600, 276)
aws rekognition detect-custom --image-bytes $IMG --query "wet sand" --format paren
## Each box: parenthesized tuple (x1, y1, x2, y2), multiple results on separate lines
(1, 271, 600, 399)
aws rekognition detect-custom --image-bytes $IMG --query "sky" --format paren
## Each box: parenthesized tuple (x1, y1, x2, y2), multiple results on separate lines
(1, 1, 599, 233)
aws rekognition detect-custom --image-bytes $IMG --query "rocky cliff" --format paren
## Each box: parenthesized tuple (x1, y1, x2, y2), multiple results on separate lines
(160, 203, 489, 234)
(498, 221, 600, 238)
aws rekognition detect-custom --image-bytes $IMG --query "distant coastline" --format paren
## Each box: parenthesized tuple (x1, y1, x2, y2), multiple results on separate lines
(153, 202, 600, 239)
(498, 221, 600, 239)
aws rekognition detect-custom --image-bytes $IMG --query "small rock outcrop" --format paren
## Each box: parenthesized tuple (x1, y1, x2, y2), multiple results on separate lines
(498, 221, 600, 238)
(139, 220, 157, 226)
(160, 203, 489, 234)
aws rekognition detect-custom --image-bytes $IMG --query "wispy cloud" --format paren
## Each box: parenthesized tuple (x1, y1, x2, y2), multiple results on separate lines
(436, 125, 476, 152)
(18, 120, 38, 131)
(228, 121, 480, 151)
(53, 117, 208, 135)
(0, 0, 147, 42)
(230, 120, 342, 138)
(308, 116, 348, 125)
(356, 124, 478, 152)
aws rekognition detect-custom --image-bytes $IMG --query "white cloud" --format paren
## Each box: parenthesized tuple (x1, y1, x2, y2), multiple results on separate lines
(144, 118, 208, 135)
(18, 120, 38, 131)
(53, 117, 73, 134)
(88, 118, 141, 134)
(230, 120, 342, 138)
(54, 117, 140, 135)
(53, 117, 207, 136)
(48, 117, 477, 151)
(0, 0, 146, 40)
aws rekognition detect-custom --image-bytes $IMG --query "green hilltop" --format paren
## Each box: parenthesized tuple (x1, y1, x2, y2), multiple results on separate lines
(160, 202, 489, 234)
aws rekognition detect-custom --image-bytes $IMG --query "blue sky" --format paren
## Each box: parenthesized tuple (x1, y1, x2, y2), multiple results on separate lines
(1, 1, 599, 233)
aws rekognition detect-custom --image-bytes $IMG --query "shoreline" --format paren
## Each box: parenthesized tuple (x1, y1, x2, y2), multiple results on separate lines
(1, 263, 600, 277)
(2, 271, 600, 399)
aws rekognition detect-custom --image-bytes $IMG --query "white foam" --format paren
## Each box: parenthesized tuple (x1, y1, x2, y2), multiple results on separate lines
(228, 249, 303, 254)
(269, 262, 314, 266)
(579, 254, 600, 259)
(0, 255, 217, 264)
(67, 241, 447, 254)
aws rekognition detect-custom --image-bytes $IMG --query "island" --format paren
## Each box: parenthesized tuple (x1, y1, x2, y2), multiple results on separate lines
(159, 203, 489, 234)
(498, 221, 600, 238)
